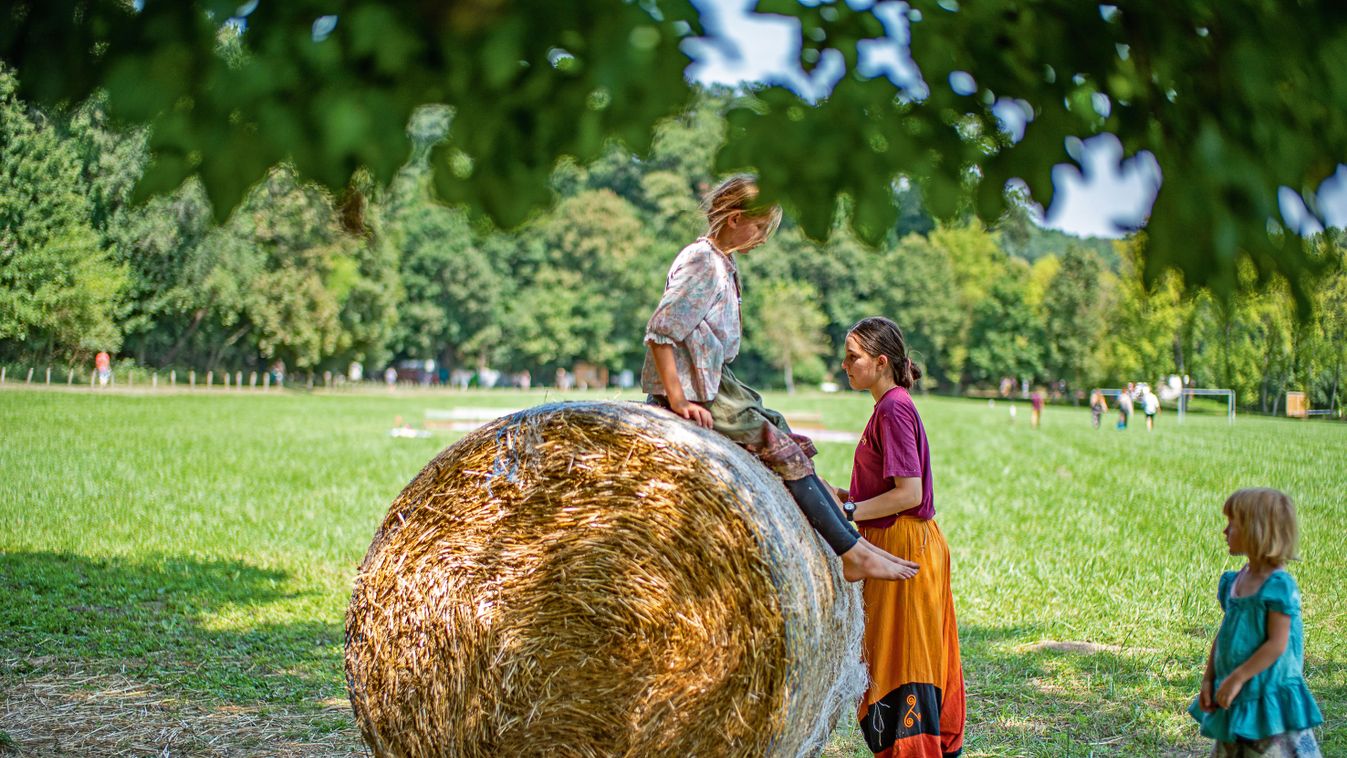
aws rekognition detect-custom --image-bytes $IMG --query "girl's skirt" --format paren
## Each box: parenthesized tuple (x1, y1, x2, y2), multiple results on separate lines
(650, 365, 816, 480)
(858, 517, 965, 757)
(1212, 730, 1322, 758)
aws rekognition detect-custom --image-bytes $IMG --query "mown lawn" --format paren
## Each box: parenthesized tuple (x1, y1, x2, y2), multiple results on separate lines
(1, 387, 1342, 756)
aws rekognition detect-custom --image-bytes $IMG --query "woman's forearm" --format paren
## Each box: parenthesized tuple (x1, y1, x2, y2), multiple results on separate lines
(853, 478, 922, 520)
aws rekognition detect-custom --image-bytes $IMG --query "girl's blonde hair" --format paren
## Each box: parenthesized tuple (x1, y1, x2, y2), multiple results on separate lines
(703, 174, 782, 253)
(1224, 488, 1300, 564)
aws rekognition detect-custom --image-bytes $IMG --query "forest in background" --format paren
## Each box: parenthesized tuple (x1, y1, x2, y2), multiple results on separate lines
(3, 70, 1345, 414)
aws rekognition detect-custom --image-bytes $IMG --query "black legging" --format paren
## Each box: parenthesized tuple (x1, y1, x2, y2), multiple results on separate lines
(784, 474, 860, 556)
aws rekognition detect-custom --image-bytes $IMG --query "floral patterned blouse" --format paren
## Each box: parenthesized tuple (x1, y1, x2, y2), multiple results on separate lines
(641, 238, 741, 402)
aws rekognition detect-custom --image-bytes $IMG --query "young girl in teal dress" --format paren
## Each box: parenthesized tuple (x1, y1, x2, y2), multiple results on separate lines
(1190, 488, 1323, 757)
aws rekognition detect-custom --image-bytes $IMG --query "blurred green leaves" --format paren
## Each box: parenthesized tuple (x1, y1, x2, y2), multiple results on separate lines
(3, 0, 698, 228)
(4, 0, 1347, 304)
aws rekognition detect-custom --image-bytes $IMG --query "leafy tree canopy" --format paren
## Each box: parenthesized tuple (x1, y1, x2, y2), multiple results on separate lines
(3, 0, 1346, 305)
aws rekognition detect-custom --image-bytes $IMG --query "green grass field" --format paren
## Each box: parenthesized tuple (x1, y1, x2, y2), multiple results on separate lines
(1, 387, 1342, 756)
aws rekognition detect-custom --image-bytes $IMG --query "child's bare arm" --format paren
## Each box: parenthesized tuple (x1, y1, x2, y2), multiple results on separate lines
(1199, 637, 1217, 712)
(1214, 611, 1291, 708)
(648, 342, 713, 428)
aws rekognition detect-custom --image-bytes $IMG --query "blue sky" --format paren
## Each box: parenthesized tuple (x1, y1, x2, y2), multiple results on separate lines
(684, 0, 1347, 239)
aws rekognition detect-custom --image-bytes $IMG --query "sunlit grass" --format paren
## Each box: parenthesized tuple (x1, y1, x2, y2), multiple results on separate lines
(1, 387, 1342, 755)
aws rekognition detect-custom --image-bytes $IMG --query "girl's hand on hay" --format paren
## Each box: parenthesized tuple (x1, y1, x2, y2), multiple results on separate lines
(671, 399, 714, 429)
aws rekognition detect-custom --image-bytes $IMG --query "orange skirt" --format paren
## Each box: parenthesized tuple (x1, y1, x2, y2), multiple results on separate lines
(857, 517, 965, 757)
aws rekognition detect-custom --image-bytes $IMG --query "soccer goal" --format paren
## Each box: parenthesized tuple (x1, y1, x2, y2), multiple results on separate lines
(1177, 388, 1236, 424)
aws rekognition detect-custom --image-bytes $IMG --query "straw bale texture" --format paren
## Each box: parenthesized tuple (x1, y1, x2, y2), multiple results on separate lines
(345, 401, 864, 757)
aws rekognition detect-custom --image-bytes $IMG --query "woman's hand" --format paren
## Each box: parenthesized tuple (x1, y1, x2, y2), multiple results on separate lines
(1214, 675, 1245, 709)
(671, 398, 713, 429)
(1199, 676, 1216, 712)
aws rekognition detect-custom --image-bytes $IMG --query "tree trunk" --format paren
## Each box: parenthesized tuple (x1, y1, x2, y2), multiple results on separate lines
(160, 307, 208, 368)
(783, 361, 795, 395)
(1331, 348, 1342, 415)
(208, 323, 251, 371)
(1221, 318, 1232, 390)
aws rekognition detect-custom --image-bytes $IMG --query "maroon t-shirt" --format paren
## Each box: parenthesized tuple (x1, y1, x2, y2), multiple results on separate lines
(848, 386, 934, 527)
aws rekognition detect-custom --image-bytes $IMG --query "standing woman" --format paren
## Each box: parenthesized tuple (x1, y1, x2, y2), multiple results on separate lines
(839, 317, 966, 757)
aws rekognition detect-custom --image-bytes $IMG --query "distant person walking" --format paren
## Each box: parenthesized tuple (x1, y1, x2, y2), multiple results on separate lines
(1089, 389, 1108, 429)
(1030, 390, 1044, 429)
(1143, 387, 1160, 431)
(94, 350, 111, 386)
(1117, 385, 1134, 429)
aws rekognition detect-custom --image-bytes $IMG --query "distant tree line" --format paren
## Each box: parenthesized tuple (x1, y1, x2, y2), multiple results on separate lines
(2, 71, 1344, 413)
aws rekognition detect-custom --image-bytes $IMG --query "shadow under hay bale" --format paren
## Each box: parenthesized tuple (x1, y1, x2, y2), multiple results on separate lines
(345, 401, 864, 757)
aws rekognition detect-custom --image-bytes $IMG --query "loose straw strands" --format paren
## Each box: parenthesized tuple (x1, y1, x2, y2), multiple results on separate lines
(345, 401, 864, 758)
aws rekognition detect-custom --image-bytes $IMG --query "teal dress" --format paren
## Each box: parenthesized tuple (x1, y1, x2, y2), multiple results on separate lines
(1189, 569, 1323, 742)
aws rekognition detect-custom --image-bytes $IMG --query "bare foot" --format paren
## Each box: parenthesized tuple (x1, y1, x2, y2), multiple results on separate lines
(840, 542, 918, 582)
(859, 538, 919, 571)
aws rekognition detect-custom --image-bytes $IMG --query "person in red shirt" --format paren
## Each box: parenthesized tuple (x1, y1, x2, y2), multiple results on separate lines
(94, 351, 111, 386)
(839, 316, 965, 758)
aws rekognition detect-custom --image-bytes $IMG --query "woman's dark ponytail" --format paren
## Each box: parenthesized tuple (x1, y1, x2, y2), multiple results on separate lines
(848, 316, 921, 389)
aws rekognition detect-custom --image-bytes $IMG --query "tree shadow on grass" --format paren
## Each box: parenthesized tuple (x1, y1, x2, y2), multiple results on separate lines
(955, 623, 1220, 757)
(0, 550, 346, 707)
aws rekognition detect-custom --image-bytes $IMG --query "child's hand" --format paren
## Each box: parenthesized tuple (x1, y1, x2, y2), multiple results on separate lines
(1214, 675, 1245, 709)
(1199, 677, 1216, 712)
(672, 399, 713, 429)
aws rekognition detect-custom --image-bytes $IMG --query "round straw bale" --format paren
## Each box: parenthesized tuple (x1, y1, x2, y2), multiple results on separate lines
(346, 401, 864, 757)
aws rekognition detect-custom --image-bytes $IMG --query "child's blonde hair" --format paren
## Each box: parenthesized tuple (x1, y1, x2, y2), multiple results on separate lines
(703, 174, 782, 253)
(1224, 488, 1300, 564)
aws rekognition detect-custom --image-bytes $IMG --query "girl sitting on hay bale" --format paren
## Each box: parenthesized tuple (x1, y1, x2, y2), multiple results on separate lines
(643, 174, 918, 582)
